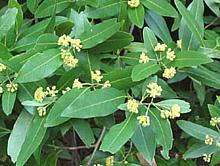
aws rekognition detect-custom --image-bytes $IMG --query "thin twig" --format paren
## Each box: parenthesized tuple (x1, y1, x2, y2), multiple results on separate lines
(87, 127, 106, 166)
(46, 144, 95, 151)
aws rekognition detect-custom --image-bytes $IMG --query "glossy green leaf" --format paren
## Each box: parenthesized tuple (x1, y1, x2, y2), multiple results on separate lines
(0, 43, 13, 60)
(143, 27, 157, 54)
(128, 4, 145, 28)
(27, 0, 39, 14)
(2, 91, 17, 116)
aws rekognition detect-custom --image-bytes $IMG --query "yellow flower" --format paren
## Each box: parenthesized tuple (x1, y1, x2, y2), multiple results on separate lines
(128, 0, 140, 8)
(205, 135, 214, 145)
(177, 39, 182, 49)
(60, 49, 72, 59)
(154, 43, 167, 52)
(102, 80, 111, 88)
(58, 34, 70, 47)
(62, 87, 71, 95)
(147, 83, 162, 98)
(216, 141, 220, 148)
(37, 107, 47, 117)
(0, 63, 6, 72)
(91, 70, 103, 83)
(34, 87, 46, 103)
(160, 110, 171, 119)
(6, 83, 18, 93)
(46, 86, 58, 97)
(210, 117, 220, 127)
(203, 154, 211, 163)
(170, 104, 181, 119)
(163, 67, 176, 79)
(127, 99, 139, 113)
(72, 79, 83, 89)
(63, 55, 79, 68)
(166, 48, 176, 61)
(70, 38, 83, 52)
(137, 115, 150, 127)
(106, 156, 114, 166)
(139, 52, 150, 64)
(0, 86, 3, 94)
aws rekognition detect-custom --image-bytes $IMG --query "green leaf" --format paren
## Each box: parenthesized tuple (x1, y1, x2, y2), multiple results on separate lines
(7, 111, 33, 163)
(157, 99, 191, 113)
(73, 119, 95, 147)
(16, 116, 47, 166)
(128, 4, 145, 28)
(174, 0, 205, 46)
(132, 125, 156, 164)
(132, 63, 160, 82)
(143, 27, 157, 54)
(78, 19, 121, 49)
(158, 79, 177, 99)
(177, 120, 220, 141)
(208, 105, 220, 118)
(16, 49, 62, 83)
(45, 88, 89, 127)
(171, 51, 212, 68)
(0, 43, 13, 60)
(149, 109, 173, 159)
(27, 0, 39, 14)
(204, 0, 220, 16)
(2, 91, 17, 116)
(100, 113, 138, 153)
(61, 88, 125, 118)
(0, 8, 17, 40)
(141, 0, 178, 18)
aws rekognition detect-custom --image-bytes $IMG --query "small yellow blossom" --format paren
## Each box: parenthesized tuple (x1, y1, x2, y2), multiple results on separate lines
(106, 156, 114, 166)
(0, 86, 3, 94)
(91, 70, 103, 83)
(170, 104, 181, 119)
(93, 164, 103, 166)
(139, 52, 150, 64)
(163, 67, 176, 79)
(62, 87, 71, 94)
(6, 83, 18, 92)
(37, 107, 47, 117)
(46, 86, 58, 97)
(128, 0, 140, 8)
(160, 110, 171, 119)
(127, 99, 139, 113)
(0, 63, 6, 72)
(205, 135, 214, 145)
(216, 141, 220, 148)
(58, 34, 70, 47)
(137, 115, 150, 127)
(102, 80, 111, 88)
(63, 55, 79, 68)
(166, 48, 176, 61)
(71, 38, 82, 52)
(210, 117, 220, 127)
(60, 49, 72, 59)
(203, 154, 211, 163)
(177, 39, 182, 49)
(72, 79, 83, 89)
(147, 83, 162, 98)
(34, 87, 46, 103)
(154, 43, 167, 52)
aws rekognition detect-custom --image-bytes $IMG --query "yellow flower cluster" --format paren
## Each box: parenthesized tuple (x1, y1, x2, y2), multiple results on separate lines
(205, 135, 214, 145)
(177, 39, 182, 49)
(91, 70, 103, 83)
(166, 48, 176, 61)
(61, 49, 78, 69)
(34, 87, 47, 103)
(62, 87, 71, 95)
(210, 117, 220, 127)
(137, 115, 150, 127)
(127, 99, 139, 113)
(0, 86, 3, 94)
(128, 0, 140, 8)
(46, 86, 58, 97)
(139, 52, 149, 64)
(170, 104, 181, 119)
(0, 63, 6, 72)
(203, 154, 211, 163)
(154, 43, 167, 52)
(160, 110, 171, 119)
(102, 80, 111, 88)
(58, 34, 82, 52)
(37, 107, 47, 117)
(106, 156, 114, 166)
(72, 79, 83, 89)
(163, 67, 176, 79)
(6, 83, 18, 92)
(147, 83, 162, 98)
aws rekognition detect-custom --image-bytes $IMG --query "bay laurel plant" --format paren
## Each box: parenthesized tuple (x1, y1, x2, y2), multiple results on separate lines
(0, 0, 220, 165)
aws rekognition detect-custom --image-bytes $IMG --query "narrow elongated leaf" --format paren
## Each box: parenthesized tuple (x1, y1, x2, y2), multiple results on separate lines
(7, 111, 33, 163)
(62, 88, 125, 118)
(143, 27, 157, 54)
(0, 43, 13, 60)
(208, 105, 220, 118)
(45, 88, 89, 127)
(2, 91, 17, 116)
(177, 120, 220, 141)
(128, 4, 145, 28)
(78, 19, 121, 49)
(16, 49, 62, 83)
(142, 0, 178, 18)
(132, 63, 160, 82)
(100, 114, 137, 153)
(27, 0, 39, 13)
(16, 116, 47, 166)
